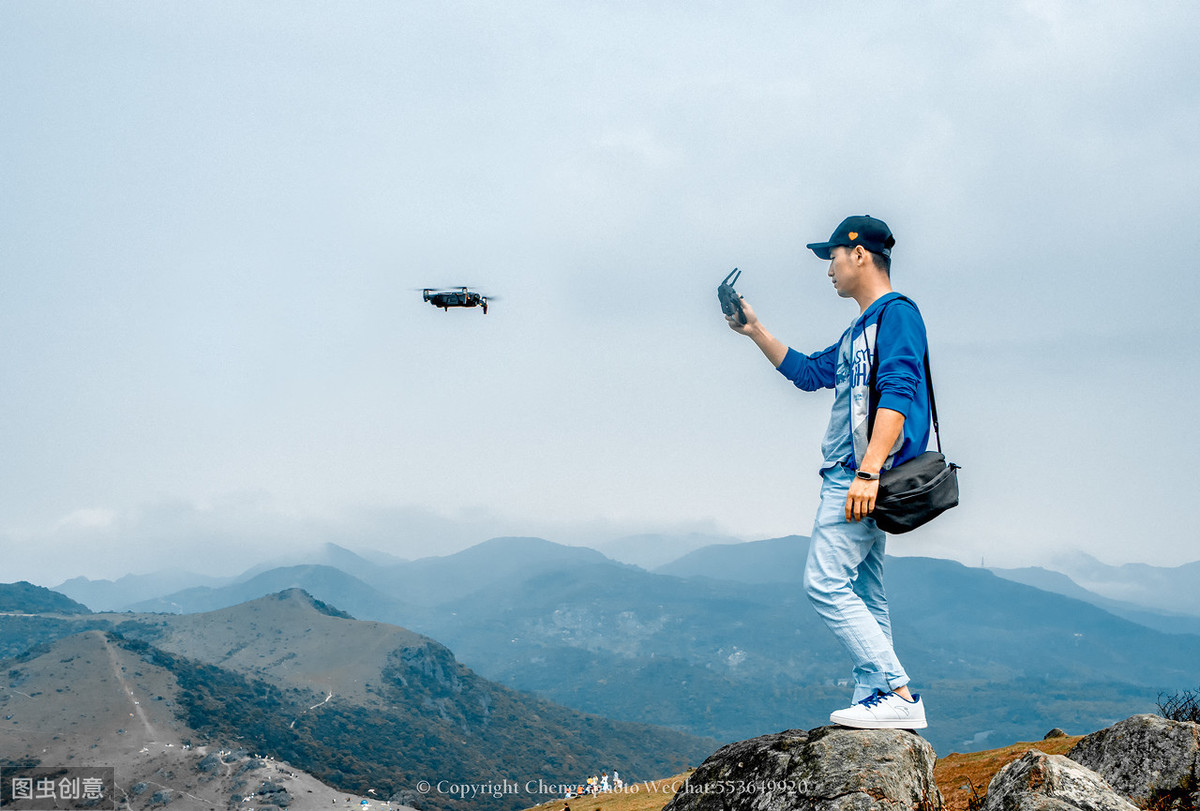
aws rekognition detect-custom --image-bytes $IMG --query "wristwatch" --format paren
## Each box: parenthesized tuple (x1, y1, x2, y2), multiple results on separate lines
(855, 469, 880, 481)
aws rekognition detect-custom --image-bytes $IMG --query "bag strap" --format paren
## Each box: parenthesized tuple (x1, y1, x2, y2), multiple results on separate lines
(867, 295, 943, 453)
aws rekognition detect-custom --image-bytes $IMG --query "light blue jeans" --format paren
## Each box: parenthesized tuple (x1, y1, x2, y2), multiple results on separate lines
(803, 465, 910, 703)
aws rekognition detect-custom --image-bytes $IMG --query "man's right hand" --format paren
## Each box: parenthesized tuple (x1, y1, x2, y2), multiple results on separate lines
(726, 296, 759, 335)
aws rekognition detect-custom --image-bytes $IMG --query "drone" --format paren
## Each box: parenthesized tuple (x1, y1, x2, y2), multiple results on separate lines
(422, 287, 490, 314)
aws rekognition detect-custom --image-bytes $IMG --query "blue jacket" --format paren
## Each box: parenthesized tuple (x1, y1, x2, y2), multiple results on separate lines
(776, 292, 931, 471)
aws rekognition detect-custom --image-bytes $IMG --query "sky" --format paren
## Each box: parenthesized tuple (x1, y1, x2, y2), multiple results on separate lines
(2, 1, 1199, 585)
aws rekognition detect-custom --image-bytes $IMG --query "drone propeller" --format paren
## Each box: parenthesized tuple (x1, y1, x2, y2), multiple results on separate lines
(412, 287, 500, 298)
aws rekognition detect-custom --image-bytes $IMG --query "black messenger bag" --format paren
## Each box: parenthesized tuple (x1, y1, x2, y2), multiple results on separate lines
(867, 303, 960, 534)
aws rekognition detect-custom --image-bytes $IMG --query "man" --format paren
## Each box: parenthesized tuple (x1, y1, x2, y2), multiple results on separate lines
(726, 214, 930, 730)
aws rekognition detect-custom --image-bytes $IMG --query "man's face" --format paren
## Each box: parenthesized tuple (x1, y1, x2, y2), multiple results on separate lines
(827, 245, 861, 298)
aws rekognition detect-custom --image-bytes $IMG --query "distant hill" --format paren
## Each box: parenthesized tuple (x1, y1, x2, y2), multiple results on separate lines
(53, 545, 406, 613)
(653, 535, 810, 582)
(409, 559, 847, 740)
(989, 566, 1200, 636)
(365, 536, 619, 606)
(375, 538, 1200, 755)
(125, 538, 618, 614)
(236, 542, 402, 585)
(124, 563, 403, 617)
(593, 531, 743, 570)
(1, 589, 714, 811)
(29, 536, 1200, 760)
(54, 569, 234, 612)
(1046, 552, 1200, 618)
(657, 538, 1200, 636)
(0, 581, 91, 615)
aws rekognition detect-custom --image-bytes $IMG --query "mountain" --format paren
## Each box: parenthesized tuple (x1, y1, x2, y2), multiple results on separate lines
(356, 537, 1195, 755)
(658, 538, 1200, 634)
(237, 542, 403, 584)
(127, 538, 616, 615)
(0, 625, 390, 811)
(124, 564, 407, 618)
(28, 535, 1198, 761)
(654, 535, 810, 582)
(0, 581, 91, 615)
(406, 558, 846, 739)
(593, 531, 743, 569)
(1046, 552, 1200, 618)
(0, 589, 715, 811)
(52, 545, 408, 613)
(81, 535, 1200, 755)
(54, 569, 234, 612)
(364, 536, 618, 606)
(989, 565, 1200, 636)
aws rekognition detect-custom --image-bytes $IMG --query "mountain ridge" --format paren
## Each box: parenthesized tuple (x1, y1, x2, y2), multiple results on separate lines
(124, 563, 405, 618)
(50, 535, 1200, 626)
(24, 536, 1200, 758)
(989, 565, 1200, 635)
(0, 580, 92, 615)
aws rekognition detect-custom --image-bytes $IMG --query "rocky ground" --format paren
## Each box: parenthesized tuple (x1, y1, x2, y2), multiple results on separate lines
(520, 716, 1200, 811)
(113, 742, 401, 811)
(934, 733, 1085, 811)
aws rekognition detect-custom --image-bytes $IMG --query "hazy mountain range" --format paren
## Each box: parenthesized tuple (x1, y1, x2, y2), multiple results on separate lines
(42, 535, 1200, 757)
(987, 563, 1200, 636)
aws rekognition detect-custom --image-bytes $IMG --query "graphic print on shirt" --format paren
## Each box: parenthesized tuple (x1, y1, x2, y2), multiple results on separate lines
(848, 322, 877, 468)
(777, 292, 930, 474)
(848, 321, 905, 470)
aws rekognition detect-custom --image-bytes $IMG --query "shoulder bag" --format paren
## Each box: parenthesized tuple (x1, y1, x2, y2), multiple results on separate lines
(867, 300, 960, 534)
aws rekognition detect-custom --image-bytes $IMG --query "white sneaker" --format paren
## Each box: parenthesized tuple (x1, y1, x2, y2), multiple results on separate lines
(829, 690, 928, 729)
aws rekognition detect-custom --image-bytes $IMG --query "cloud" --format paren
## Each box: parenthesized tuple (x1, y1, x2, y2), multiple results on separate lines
(53, 508, 119, 532)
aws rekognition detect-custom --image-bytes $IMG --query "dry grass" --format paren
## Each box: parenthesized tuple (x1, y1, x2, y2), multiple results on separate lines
(934, 735, 1084, 811)
(1, 629, 379, 811)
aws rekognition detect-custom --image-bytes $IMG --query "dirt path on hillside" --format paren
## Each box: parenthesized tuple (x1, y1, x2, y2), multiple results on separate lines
(289, 690, 334, 729)
(97, 630, 159, 742)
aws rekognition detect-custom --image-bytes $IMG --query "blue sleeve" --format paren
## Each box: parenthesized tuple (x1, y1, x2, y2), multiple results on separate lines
(776, 341, 839, 391)
(875, 302, 926, 416)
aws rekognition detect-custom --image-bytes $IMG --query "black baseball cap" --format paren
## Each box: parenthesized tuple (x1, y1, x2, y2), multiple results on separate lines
(806, 215, 895, 260)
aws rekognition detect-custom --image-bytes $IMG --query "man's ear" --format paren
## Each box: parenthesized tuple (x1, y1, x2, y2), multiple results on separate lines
(853, 245, 869, 265)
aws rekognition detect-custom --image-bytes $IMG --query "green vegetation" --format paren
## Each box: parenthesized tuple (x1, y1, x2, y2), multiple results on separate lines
(0, 615, 116, 660)
(408, 553, 1192, 754)
(110, 633, 710, 811)
(0, 582, 91, 616)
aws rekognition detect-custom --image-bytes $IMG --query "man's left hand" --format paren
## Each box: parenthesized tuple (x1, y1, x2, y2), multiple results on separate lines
(845, 477, 879, 522)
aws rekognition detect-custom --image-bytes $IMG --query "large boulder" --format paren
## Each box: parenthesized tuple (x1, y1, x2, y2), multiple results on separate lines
(661, 725, 942, 811)
(1067, 714, 1200, 811)
(982, 749, 1137, 811)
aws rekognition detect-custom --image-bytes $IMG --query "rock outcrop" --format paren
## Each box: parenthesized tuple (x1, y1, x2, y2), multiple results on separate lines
(1068, 714, 1200, 811)
(982, 749, 1137, 811)
(661, 725, 942, 811)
